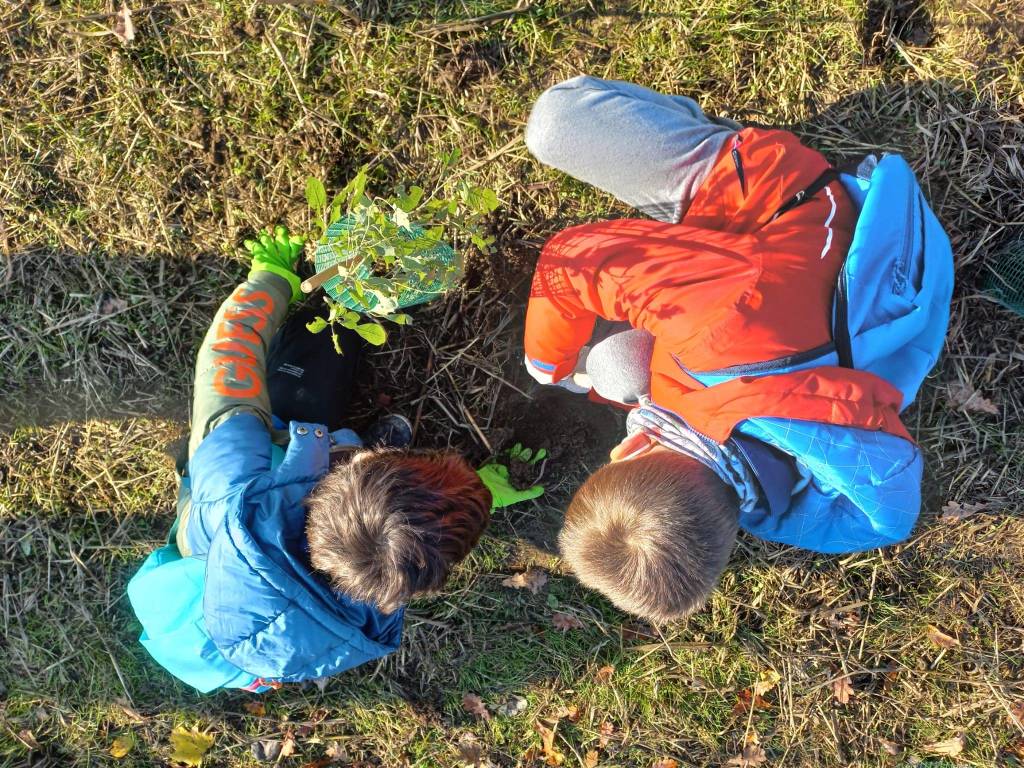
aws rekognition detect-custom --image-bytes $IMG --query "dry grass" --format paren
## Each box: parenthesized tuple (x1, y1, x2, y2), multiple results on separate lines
(2, 0, 1024, 766)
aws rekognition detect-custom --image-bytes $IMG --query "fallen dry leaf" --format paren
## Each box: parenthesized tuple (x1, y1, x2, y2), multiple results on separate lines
(940, 500, 988, 522)
(725, 742, 767, 767)
(552, 704, 580, 722)
(926, 624, 960, 649)
(98, 295, 128, 315)
(113, 2, 135, 44)
(243, 701, 266, 717)
(598, 721, 614, 749)
(110, 733, 135, 759)
(551, 612, 584, 632)
(948, 382, 999, 415)
(651, 760, 679, 768)
(17, 730, 41, 751)
(502, 569, 548, 595)
(924, 733, 965, 757)
(495, 695, 528, 718)
(584, 750, 600, 768)
(878, 738, 902, 756)
(594, 665, 615, 685)
(462, 693, 491, 721)
(280, 732, 297, 758)
(169, 726, 214, 767)
(832, 675, 854, 705)
(732, 688, 772, 716)
(324, 742, 349, 762)
(457, 732, 491, 767)
(1010, 701, 1024, 728)
(535, 718, 565, 766)
(753, 669, 782, 696)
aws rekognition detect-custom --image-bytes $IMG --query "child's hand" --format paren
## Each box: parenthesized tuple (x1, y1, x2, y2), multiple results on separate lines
(246, 225, 307, 303)
(476, 444, 547, 510)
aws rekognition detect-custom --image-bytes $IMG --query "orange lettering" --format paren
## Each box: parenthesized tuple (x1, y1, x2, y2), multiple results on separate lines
(213, 363, 262, 398)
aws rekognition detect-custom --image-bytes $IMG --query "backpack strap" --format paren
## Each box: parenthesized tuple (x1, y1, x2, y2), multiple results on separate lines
(770, 168, 841, 222)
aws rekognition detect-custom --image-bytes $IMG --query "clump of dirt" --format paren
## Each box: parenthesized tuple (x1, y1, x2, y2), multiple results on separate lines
(508, 454, 539, 491)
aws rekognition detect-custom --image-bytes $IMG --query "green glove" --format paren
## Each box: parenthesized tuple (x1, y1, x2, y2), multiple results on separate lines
(477, 444, 547, 510)
(245, 225, 306, 304)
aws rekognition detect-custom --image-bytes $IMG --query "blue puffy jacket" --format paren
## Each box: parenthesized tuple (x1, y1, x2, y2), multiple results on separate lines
(128, 415, 403, 693)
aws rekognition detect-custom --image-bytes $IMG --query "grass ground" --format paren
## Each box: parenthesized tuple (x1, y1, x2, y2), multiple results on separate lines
(2, 0, 1024, 765)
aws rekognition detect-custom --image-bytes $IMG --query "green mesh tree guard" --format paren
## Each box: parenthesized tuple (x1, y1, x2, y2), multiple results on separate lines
(313, 216, 458, 311)
(982, 237, 1024, 316)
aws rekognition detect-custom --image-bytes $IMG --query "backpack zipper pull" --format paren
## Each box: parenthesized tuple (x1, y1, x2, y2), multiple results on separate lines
(731, 134, 747, 197)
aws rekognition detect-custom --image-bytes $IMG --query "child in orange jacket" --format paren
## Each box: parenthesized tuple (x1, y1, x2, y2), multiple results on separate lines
(523, 76, 946, 622)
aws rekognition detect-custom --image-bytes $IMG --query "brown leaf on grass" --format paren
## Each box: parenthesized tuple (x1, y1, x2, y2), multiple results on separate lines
(280, 732, 297, 758)
(502, 569, 548, 594)
(832, 675, 854, 705)
(1009, 700, 1024, 727)
(594, 665, 615, 685)
(584, 750, 599, 768)
(598, 721, 614, 748)
(926, 624, 960, 648)
(457, 733, 495, 768)
(752, 669, 782, 696)
(243, 701, 266, 716)
(725, 742, 767, 767)
(940, 501, 988, 522)
(324, 742, 350, 762)
(551, 612, 584, 632)
(462, 693, 491, 721)
(732, 688, 772, 716)
(651, 760, 679, 768)
(948, 382, 999, 415)
(878, 738, 903, 756)
(16, 730, 41, 751)
(552, 704, 580, 722)
(924, 733, 965, 757)
(535, 719, 565, 765)
(113, 3, 135, 44)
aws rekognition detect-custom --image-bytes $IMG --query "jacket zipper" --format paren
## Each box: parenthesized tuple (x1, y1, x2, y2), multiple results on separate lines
(731, 134, 747, 197)
(674, 342, 837, 379)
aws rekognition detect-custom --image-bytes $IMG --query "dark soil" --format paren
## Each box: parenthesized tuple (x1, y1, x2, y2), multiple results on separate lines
(491, 387, 627, 555)
(860, 0, 935, 64)
(510, 387, 625, 471)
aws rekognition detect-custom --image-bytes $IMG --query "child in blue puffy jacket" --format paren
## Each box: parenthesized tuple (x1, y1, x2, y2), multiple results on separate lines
(128, 228, 497, 692)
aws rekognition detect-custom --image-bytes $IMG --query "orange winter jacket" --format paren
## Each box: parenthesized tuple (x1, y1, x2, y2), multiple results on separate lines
(524, 127, 911, 443)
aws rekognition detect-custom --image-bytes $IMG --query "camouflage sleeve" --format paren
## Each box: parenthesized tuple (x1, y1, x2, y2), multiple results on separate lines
(187, 271, 292, 458)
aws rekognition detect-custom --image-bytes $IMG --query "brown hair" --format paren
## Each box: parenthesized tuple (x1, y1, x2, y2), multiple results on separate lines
(305, 448, 491, 614)
(559, 450, 739, 623)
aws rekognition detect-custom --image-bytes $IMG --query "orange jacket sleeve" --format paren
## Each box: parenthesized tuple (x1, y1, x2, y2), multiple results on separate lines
(524, 218, 761, 383)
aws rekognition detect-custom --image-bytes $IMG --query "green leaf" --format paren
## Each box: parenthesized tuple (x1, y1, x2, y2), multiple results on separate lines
(306, 316, 328, 334)
(391, 313, 412, 325)
(396, 185, 424, 212)
(355, 322, 388, 346)
(305, 177, 327, 211)
(331, 330, 344, 355)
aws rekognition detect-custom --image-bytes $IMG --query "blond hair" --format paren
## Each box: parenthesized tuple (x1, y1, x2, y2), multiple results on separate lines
(560, 450, 738, 623)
